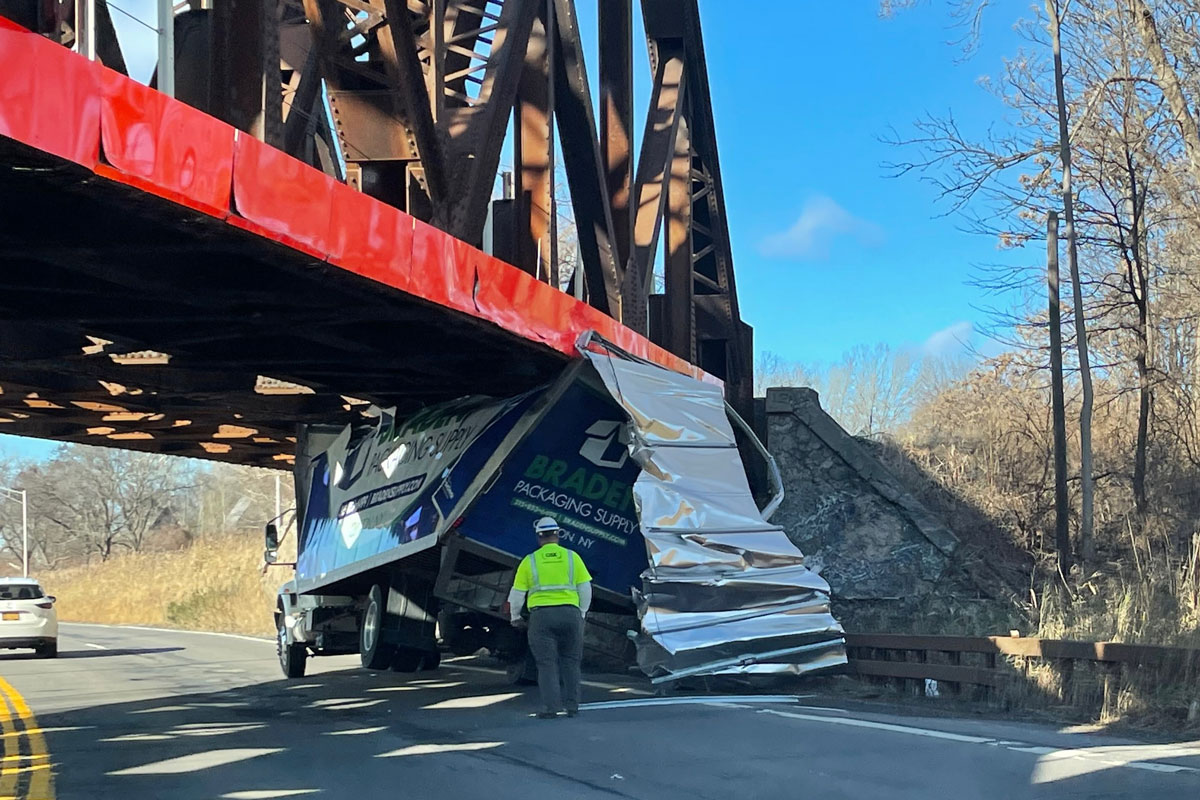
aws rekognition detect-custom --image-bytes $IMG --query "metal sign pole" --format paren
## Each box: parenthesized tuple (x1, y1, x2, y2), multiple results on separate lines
(157, 0, 175, 97)
(20, 490, 27, 578)
(76, 0, 96, 60)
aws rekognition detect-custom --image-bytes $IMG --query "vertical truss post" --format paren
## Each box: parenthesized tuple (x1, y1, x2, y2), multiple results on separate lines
(157, 0, 175, 97)
(212, 0, 282, 145)
(513, 0, 556, 281)
(599, 0, 632, 269)
(625, 49, 684, 334)
(75, 0, 95, 60)
(551, 0, 620, 316)
(443, 0, 541, 245)
(429, 0, 446, 123)
(664, 116, 693, 361)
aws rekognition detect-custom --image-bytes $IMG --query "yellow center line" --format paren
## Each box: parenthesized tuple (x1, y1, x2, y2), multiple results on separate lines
(0, 677, 55, 800)
(0, 755, 48, 763)
(0, 688, 17, 800)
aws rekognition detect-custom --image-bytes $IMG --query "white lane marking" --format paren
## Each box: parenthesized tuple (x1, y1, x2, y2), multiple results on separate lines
(758, 708, 993, 744)
(580, 694, 813, 711)
(756, 709, 1200, 778)
(84, 643, 107, 650)
(222, 791, 319, 799)
(61, 622, 272, 644)
(108, 748, 284, 775)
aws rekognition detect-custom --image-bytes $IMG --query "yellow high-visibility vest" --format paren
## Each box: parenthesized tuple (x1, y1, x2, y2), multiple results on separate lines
(514, 543, 592, 608)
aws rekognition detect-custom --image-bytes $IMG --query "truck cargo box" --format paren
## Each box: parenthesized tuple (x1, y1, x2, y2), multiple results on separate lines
(287, 335, 846, 682)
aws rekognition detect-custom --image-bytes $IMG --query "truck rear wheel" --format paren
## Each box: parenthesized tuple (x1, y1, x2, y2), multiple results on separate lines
(504, 648, 537, 686)
(360, 583, 395, 670)
(277, 615, 306, 678)
(390, 647, 424, 673)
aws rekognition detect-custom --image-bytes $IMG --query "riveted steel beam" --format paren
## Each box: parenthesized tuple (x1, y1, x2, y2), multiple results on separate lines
(624, 48, 683, 334)
(599, 0, 632, 270)
(513, 0, 555, 280)
(551, 0, 619, 316)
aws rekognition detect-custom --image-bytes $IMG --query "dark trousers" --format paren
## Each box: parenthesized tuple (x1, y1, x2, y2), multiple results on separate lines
(526, 604, 583, 713)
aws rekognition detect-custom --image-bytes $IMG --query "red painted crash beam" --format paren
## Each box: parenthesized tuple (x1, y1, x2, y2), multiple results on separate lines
(0, 16, 715, 387)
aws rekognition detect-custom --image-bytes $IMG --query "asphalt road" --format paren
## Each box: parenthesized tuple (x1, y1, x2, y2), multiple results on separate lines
(0, 624, 1197, 799)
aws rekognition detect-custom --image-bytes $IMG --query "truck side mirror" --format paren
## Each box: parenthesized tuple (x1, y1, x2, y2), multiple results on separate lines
(264, 523, 280, 564)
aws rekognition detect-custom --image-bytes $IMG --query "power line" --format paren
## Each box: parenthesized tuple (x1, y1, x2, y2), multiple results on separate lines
(106, 1, 162, 34)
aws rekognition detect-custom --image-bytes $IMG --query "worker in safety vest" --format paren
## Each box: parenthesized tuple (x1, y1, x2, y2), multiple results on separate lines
(508, 516, 593, 718)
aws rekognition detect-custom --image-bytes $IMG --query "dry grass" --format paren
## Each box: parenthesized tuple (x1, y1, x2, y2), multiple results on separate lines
(36, 533, 289, 637)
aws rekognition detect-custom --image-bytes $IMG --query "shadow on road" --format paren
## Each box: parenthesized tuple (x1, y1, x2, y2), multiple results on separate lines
(33, 660, 642, 800)
(20, 654, 1200, 800)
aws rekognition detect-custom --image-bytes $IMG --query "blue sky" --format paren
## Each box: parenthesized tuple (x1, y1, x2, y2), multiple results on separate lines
(692, 2, 1030, 365)
(1, 1, 1032, 462)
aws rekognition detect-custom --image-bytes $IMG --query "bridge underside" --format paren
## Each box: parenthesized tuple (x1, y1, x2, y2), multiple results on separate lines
(0, 22, 707, 468)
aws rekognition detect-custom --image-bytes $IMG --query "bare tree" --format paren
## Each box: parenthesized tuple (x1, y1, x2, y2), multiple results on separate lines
(755, 344, 950, 436)
(15, 447, 195, 562)
(1127, 0, 1200, 185)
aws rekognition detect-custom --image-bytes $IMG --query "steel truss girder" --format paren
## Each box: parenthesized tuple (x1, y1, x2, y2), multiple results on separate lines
(286, 0, 751, 411)
(14, 0, 752, 414)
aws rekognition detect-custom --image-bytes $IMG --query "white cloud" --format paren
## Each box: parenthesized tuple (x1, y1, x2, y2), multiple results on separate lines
(759, 195, 884, 260)
(922, 321, 974, 357)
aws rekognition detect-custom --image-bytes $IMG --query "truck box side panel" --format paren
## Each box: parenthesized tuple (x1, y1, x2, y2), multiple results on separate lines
(295, 394, 535, 591)
(451, 379, 646, 597)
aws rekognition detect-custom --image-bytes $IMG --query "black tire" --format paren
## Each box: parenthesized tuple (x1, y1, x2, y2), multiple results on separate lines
(420, 648, 441, 671)
(277, 616, 307, 679)
(504, 648, 537, 686)
(360, 583, 394, 670)
(38, 641, 58, 659)
(390, 647, 424, 673)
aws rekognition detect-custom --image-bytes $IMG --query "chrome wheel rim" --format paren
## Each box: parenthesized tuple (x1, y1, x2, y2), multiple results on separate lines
(363, 599, 379, 653)
(278, 620, 288, 666)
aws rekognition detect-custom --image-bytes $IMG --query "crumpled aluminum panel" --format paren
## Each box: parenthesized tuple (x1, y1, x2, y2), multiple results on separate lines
(582, 349, 847, 681)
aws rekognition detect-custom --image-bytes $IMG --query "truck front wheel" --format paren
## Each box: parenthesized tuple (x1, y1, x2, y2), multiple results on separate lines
(360, 584, 395, 670)
(277, 614, 307, 679)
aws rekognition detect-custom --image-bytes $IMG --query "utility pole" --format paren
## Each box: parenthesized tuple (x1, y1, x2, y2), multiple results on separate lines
(1048, 211, 1071, 575)
(0, 487, 28, 577)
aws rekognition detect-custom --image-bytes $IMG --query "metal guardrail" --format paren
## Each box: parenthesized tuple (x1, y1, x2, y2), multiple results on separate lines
(844, 633, 1200, 717)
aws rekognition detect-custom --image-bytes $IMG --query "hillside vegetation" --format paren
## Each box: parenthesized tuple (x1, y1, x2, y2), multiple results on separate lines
(39, 533, 281, 638)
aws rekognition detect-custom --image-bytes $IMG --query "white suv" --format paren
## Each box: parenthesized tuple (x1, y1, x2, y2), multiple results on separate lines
(0, 578, 57, 658)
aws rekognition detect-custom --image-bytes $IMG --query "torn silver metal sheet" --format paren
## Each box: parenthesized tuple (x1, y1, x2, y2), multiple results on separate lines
(580, 336, 847, 681)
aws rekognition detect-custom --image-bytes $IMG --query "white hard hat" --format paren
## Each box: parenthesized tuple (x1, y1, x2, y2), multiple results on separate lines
(533, 516, 561, 536)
